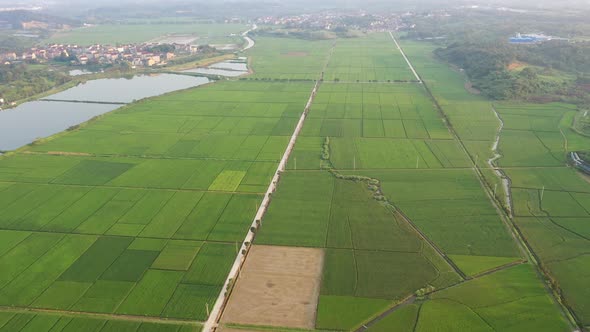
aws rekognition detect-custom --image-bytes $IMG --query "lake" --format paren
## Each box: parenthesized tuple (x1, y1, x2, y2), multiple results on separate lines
(0, 74, 209, 151)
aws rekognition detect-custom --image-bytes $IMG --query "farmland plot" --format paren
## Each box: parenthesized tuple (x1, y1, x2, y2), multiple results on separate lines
(245, 37, 333, 80)
(0, 79, 314, 324)
(255, 171, 461, 330)
(486, 102, 590, 325)
(400, 39, 581, 329)
(367, 265, 569, 332)
(0, 311, 201, 331)
(237, 34, 569, 332)
(324, 33, 416, 82)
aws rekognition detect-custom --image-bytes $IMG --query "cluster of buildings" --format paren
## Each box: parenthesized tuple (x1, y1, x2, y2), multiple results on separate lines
(254, 12, 410, 31)
(0, 98, 17, 108)
(509, 33, 553, 44)
(0, 42, 203, 67)
(508, 33, 570, 44)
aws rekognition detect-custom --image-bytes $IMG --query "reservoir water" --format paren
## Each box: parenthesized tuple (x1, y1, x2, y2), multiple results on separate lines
(0, 74, 209, 151)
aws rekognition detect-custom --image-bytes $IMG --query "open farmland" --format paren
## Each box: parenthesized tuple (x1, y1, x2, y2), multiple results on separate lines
(366, 264, 570, 332)
(216, 32, 572, 332)
(1, 25, 581, 332)
(324, 33, 416, 82)
(290, 83, 455, 170)
(400, 39, 587, 330)
(493, 102, 590, 326)
(254, 172, 461, 331)
(245, 37, 333, 80)
(0, 310, 201, 332)
(0, 80, 313, 328)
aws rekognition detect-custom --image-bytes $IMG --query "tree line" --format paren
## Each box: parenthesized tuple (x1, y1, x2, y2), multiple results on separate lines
(0, 64, 72, 103)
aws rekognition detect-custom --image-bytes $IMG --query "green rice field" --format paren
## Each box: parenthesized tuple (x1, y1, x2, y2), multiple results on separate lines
(401, 39, 589, 329)
(323, 33, 416, 82)
(492, 102, 590, 326)
(366, 264, 569, 332)
(0, 310, 200, 332)
(1, 29, 584, 332)
(256, 171, 461, 330)
(245, 33, 573, 332)
(0, 81, 312, 328)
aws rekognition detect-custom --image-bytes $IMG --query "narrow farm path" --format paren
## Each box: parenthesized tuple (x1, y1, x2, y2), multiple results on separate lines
(241, 24, 257, 52)
(354, 295, 417, 332)
(0, 305, 201, 327)
(388, 32, 422, 83)
(394, 209, 466, 279)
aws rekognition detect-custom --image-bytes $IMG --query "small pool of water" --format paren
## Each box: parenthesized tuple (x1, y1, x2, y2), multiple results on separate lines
(69, 69, 98, 76)
(182, 60, 248, 77)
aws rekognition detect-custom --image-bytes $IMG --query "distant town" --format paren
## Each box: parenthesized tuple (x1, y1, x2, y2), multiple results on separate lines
(0, 42, 208, 68)
(254, 11, 441, 31)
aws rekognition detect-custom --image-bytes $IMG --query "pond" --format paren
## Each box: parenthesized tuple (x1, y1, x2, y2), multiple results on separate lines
(182, 59, 249, 77)
(69, 69, 98, 76)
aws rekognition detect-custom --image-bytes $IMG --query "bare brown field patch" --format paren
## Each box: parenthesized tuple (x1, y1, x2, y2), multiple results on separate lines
(220, 245, 324, 330)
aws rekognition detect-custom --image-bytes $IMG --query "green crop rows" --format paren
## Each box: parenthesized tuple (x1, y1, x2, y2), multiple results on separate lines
(245, 37, 333, 80)
(0, 310, 200, 332)
(366, 264, 569, 332)
(0, 80, 314, 329)
(1, 28, 586, 332)
(402, 39, 589, 329)
(494, 102, 590, 326)
(324, 33, 416, 82)
(245, 32, 575, 332)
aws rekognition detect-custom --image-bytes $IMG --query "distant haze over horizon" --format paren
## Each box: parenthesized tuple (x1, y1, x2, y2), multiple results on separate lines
(1, 0, 589, 9)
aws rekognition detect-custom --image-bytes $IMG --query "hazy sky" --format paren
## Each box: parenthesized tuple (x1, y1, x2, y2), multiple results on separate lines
(1, 0, 589, 11)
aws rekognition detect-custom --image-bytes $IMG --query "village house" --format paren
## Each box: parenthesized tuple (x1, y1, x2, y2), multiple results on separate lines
(0, 52, 17, 61)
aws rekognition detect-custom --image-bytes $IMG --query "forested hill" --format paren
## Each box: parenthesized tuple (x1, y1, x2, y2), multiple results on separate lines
(433, 41, 590, 102)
